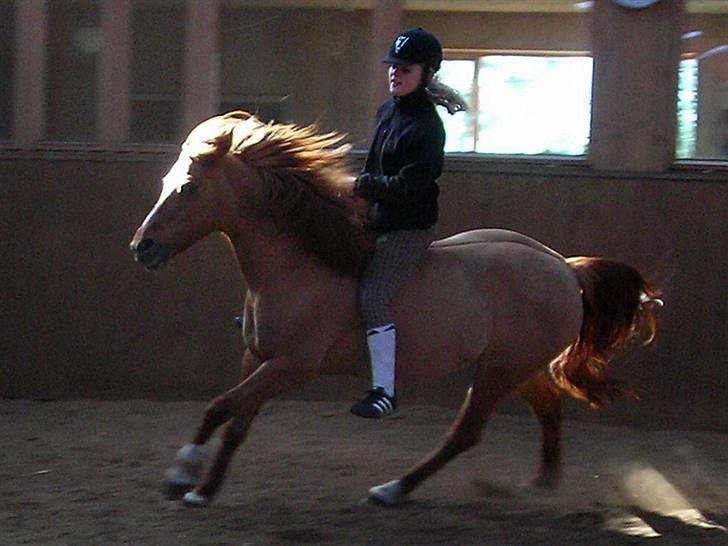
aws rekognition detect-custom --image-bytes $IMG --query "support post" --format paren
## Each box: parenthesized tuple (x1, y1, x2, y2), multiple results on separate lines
(368, 0, 402, 131)
(13, 0, 47, 147)
(589, 0, 685, 172)
(97, 0, 131, 148)
(183, 0, 220, 133)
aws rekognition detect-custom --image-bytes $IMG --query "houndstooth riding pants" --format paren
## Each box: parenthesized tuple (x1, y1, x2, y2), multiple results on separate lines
(359, 228, 435, 330)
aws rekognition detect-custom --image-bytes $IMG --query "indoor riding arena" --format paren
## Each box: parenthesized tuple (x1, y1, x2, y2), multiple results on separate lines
(1, 1, 726, 544)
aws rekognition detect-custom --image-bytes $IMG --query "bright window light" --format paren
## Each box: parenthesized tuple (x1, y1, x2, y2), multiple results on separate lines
(438, 55, 697, 157)
(439, 56, 593, 155)
(437, 60, 476, 153)
(676, 58, 698, 159)
(477, 56, 593, 155)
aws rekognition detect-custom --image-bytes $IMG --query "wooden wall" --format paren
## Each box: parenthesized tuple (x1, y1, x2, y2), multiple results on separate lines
(1, 3, 725, 432)
(0, 156, 725, 432)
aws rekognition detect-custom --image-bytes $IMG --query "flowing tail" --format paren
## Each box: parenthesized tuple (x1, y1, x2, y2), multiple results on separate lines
(549, 257, 663, 409)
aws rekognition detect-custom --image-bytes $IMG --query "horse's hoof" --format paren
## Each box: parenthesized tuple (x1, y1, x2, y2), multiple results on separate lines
(163, 443, 204, 500)
(164, 480, 194, 500)
(368, 480, 405, 506)
(183, 490, 210, 508)
(163, 465, 197, 500)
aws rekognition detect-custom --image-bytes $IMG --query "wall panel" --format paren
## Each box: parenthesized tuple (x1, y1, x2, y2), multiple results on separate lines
(0, 156, 724, 432)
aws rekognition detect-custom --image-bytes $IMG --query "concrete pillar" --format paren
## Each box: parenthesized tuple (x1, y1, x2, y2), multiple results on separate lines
(589, 0, 685, 172)
(97, 0, 131, 148)
(13, 0, 47, 147)
(182, 0, 220, 133)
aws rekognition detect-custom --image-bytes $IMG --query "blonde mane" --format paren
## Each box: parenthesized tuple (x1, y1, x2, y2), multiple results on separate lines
(184, 111, 373, 277)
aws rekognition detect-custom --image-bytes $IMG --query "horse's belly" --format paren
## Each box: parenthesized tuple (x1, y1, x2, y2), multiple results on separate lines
(392, 262, 493, 385)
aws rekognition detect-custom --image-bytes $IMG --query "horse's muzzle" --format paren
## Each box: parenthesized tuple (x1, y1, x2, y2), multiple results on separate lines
(130, 238, 175, 271)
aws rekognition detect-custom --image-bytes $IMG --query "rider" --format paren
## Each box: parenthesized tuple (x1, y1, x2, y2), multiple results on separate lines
(346, 28, 466, 418)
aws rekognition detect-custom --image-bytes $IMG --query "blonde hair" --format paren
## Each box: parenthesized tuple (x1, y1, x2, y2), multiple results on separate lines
(425, 76, 469, 115)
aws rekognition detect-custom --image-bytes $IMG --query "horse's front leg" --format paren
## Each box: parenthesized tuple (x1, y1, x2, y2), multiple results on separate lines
(191, 349, 263, 446)
(164, 350, 261, 500)
(181, 354, 315, 507)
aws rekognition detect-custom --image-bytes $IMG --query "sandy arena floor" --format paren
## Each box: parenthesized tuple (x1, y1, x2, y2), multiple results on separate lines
(1, 399, 727, 545)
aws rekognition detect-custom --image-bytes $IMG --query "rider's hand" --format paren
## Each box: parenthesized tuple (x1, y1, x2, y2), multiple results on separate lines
(338, 176, 368, 221)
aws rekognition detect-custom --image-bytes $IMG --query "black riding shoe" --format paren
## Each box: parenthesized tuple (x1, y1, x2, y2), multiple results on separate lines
(350, 387, 397, 419)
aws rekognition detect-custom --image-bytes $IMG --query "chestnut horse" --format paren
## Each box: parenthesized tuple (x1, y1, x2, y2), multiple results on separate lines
(130, 111, 661, 508)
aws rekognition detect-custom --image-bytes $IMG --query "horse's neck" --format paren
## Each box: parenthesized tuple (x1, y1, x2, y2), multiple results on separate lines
(228, 230, 319, 293)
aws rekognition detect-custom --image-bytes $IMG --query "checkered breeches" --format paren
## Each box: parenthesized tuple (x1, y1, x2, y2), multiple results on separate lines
(359, 229, 435, 329)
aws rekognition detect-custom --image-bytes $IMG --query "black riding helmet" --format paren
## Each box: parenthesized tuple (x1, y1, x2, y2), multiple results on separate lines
(382, 27, 443, 73)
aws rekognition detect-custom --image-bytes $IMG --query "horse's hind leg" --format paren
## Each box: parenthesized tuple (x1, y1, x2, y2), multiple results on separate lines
(517, 371, 562, 488)
(369, 359, 525, 506)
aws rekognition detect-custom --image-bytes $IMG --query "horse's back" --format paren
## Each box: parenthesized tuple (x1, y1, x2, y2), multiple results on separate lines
(392, 229, 583, 384)
(432, 228, 565, 261)
(426, 229, 573, 297)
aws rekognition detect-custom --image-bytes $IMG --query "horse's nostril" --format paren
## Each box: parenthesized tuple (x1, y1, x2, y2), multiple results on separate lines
(136, 238, 156, 254)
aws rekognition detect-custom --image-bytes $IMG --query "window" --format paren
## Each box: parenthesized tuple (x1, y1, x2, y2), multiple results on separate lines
(441, 53, 710, 158)
(681, 12, 728, 161)
(436, 60, 477, 153)
(439, 55, 593, 155)
(217, 3, 291, 123)
(46, 0, 100, 142)
(219, 96, 285, 123)
(129, 0, 185, 143)
(216, 5, 356, 129)
(676, 59, 699, 159)
(218, 6, 293, 124)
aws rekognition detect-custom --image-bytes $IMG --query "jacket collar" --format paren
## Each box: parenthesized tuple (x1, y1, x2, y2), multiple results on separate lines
(393, 87, 430, 110)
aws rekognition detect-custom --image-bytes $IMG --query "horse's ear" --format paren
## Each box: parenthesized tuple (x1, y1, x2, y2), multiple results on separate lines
(184, 130, 233, 162)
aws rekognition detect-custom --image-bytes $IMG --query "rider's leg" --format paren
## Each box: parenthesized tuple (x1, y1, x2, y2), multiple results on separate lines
(352, 229, 434, 418)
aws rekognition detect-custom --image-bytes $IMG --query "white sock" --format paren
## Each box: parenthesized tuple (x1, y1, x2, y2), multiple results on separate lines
(367, 323, 396, 398)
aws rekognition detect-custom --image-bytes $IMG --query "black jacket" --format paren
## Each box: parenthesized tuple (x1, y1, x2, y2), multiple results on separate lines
(355, 88, 445, 233)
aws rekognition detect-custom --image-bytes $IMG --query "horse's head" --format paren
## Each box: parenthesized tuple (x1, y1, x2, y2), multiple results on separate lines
(130, 119, 236, 271)
(131, 110, 372, 276)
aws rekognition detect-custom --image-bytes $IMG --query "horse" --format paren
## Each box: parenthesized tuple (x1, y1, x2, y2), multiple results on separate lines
(130, 111, 662, 508)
